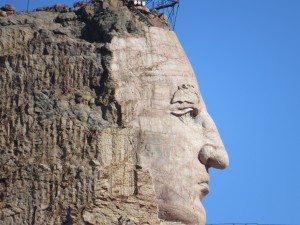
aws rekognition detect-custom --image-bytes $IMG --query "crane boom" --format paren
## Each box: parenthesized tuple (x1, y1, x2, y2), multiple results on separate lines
(154, 1, 177, 11)
(145, 0, 180, 30)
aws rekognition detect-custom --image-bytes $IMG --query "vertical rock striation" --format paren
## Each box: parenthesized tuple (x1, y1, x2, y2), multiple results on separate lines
(0, 2, 163, 224)
(0, 1, 228, 225)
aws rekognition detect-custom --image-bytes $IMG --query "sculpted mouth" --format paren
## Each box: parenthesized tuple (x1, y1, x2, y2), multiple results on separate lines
(197, 182, 209, 199)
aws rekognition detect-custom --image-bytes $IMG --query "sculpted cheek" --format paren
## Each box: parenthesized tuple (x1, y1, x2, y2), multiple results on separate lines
(109, 22, 228, 224)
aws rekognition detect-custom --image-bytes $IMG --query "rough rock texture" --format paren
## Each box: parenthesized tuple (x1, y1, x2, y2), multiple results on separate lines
(0, 4, 16, 17)
(0, 1, 228, 225)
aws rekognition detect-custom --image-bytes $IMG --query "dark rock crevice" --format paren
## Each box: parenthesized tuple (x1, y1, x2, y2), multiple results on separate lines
(76, 4, 144, 43)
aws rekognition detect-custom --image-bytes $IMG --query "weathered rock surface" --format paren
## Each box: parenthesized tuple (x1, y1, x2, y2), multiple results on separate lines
(0, 1, 228, 225)
(0, 4, 16, 17)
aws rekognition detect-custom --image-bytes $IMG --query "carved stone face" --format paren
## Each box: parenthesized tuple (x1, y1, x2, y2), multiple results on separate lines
(109, 27, 229, 225)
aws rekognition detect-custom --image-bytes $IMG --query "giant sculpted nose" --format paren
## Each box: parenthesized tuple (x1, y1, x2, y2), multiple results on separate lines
(198, 111, 229, 169)
(170, 84, 229, 170)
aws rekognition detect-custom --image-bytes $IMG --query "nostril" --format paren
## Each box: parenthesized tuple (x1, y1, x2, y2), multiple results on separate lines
(198, 145, 229, 169)
(198, 145, 214, 165)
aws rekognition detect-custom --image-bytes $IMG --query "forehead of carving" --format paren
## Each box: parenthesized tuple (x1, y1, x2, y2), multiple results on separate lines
(171, 85, 200, 104)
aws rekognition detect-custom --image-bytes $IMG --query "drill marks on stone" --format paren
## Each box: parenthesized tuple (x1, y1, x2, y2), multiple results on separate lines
(96, 128, 136, 166)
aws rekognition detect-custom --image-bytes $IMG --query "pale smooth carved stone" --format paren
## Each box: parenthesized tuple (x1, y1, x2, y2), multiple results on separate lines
(109, 27, 229, 224)
(0, 2, 228, 225)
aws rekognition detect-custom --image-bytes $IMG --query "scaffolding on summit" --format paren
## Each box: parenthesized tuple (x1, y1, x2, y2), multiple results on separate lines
(89, 0, 180, 29)
(128, 0, 180, 29)
(26, 0, 180, 30)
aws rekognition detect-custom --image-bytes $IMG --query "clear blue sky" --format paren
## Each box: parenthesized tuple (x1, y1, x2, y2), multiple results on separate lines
(176, 1, 300, 224)
(5, 0, 300, 224)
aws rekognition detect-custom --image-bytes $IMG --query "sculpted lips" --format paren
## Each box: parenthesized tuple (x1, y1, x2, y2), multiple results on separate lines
(196, 174, 210, 200)
(198, 182, 209, 199)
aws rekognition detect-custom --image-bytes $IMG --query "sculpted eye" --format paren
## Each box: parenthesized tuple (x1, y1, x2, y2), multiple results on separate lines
(170, 84, 201, 119)
(171, 106, 198, 118)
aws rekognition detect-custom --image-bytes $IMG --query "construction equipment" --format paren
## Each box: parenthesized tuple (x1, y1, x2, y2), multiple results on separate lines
(145, 0, 179, 30)
(126, 0, 179, 29)
(27, 0, 30, 11)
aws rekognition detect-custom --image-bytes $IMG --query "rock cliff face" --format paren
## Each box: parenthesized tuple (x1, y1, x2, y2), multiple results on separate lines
(0, 3, 160, 224)
(0, 1, 229, 225)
